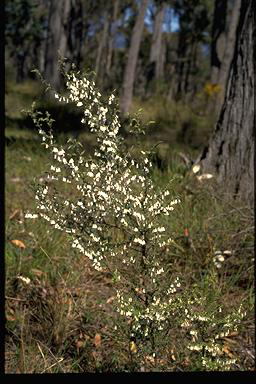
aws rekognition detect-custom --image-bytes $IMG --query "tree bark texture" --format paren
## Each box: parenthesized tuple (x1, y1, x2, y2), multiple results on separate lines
(175, 26, 192, 99)
(44, 0, 70, 89)
(199, 0, 254, 207)
(210, 0, 228, 85)
(215, 0, 241, 114)
(106, 0, 119, 76)
(120, 0, 148, 115)
(150, 2, 165, 79)
(95, 10, 110, 78)
(68, 0, 84, 69)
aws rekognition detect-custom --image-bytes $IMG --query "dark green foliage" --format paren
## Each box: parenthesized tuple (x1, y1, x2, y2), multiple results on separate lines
(5, 0, 46, 81)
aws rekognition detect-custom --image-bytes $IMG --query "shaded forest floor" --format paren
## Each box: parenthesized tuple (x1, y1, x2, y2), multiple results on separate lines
(5, 81, 255, 372)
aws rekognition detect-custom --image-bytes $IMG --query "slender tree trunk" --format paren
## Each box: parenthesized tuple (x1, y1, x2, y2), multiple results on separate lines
(175, 31, 189, 99)
(15, 52, 26, 82)
(120, 0, 148, 115)
(150, 2, 165, 79)
(210, 0, 228, 85)
(198, 0, 254, 207)
(191, 41, 198, 96)
(106, 0, 119, 76)
(68, 0, 84, 69)
(44, 0, 70, 89)
(38, 0, 50, 74)
(95, 10, 110, 78)
(184, 40, 196, 98)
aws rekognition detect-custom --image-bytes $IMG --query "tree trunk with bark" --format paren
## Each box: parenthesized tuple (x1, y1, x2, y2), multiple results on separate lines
(210, 0, 228, 85)
(44, 0, 70, 89)
(95, 9, 110, 79)
(175, 30, 189, 99)
(198, 0, 254, 207)
(215, 0, 241, 113)
(120, 0, 148, 115)
(150, 1, 165, 79)
(68, 0, 84, 69)
(106, 0, 119, 76)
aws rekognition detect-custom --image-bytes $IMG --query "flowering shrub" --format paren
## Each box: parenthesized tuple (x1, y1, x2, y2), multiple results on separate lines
(26, 67, 246, 371)
(179, 287, 246, 371)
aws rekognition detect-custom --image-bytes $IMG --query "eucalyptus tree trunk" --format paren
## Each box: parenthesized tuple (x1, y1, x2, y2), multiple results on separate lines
(44, 0, 71, 89)
(175, 31, 189, 99)
(106, 0, 119, 76)
(210, 0, 241, 116)
(68, 0, 84, 69)
(120, 0, 148, 115)
(95, 10, 110, 79)
(210, 0, 228, 85)
(38, 0, 50, 74)
(215, 0, 241, 114)
(198, 0, 254, 207)
(149, 1, 165, 80)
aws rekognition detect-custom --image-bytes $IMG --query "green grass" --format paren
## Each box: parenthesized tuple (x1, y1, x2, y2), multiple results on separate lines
(5, 133, 254, 372)
(5, 79, 215, 151)
(5, 79, 43, 120)
(5, 80, 254, 372)
(130, 95, 216, 150)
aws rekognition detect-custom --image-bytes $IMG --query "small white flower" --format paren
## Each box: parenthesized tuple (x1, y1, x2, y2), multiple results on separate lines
(58, 149, 65, 156)
(223, 250, 232, 256)
(192, 164, 200, 174)
(17, 275, 31, 284)
(197, 173, 213, 181)
(133, 238, 145, 246)
(25, 213, 38, 219)
(215, 254, 225, 262)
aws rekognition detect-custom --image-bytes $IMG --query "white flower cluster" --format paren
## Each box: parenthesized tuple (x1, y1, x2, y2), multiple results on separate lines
(116, 276, 181, 338)
(201, 356, 237, 371)
(213, 249, 232, 269)
(26, 68, 184, 358)
(26, 70, 181, 274)
(181, 300, 246, 371)
(25, 69, 247, 368)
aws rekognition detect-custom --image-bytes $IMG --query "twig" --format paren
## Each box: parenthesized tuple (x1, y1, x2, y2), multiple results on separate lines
(36, 340, 65, 373)
(41, 358, 64, 373)
(37, 342, 46, 368)
(178, 152, 193, 168)
(5, 296, 26, 301)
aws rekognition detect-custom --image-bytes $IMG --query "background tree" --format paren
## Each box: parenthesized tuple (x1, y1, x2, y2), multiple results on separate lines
(149, 0, 166, 81)
(44, 0, 71, 89)
(106, 0, 120, 78)
(214, 0, 241, 114)
(210, 0, 241, 115)
(66, 0, 85, 70)
(94, 6, 110, 80)
(172, 0, 213, 100)
(5, 0, 45, 82)
(120, 0, 149, 115)
(198, 0, 254, 207)
(210, 0, 228, 86)
(5, 0, 215, 109)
